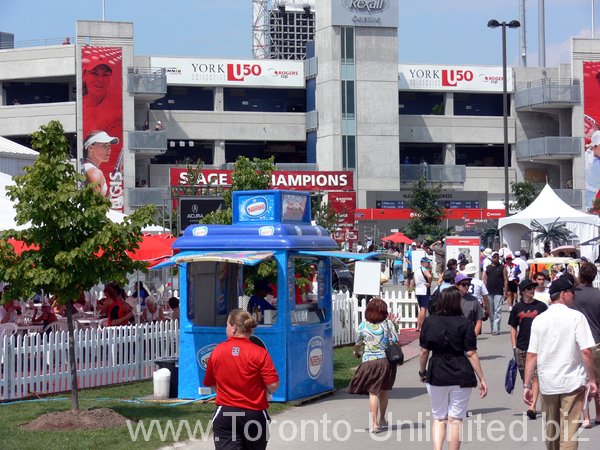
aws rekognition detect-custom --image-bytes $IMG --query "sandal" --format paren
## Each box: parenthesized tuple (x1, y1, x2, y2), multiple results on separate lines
(379, 420, 388, 430)
(369, 426, 381, 434)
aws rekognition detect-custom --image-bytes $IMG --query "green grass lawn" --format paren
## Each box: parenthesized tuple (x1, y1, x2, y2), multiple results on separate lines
(0, 346, 358, 450)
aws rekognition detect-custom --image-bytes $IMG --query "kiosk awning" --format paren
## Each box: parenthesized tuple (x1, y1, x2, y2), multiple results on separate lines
(296, 250, 382, 260)
(152, 250, 275, 269)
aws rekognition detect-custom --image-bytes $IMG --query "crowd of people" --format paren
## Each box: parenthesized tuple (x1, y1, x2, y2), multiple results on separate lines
(347, 237, 600, 449)
(0, 281, 180, 329)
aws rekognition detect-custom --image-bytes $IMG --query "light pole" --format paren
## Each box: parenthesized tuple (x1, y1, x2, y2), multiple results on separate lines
(488, 19, 520, 217)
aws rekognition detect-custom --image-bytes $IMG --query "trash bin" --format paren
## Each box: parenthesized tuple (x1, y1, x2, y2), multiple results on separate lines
(154, 357, 179, 398)
(153, 368, 171, 399)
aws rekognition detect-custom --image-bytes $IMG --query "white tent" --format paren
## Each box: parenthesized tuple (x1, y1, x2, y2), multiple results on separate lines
(498, 185, 600, 261)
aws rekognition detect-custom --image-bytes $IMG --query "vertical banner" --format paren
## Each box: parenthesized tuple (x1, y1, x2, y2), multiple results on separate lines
(328, 191, 356, 228)
(81, 47, 124, 211)
(583, 62, 600, 211)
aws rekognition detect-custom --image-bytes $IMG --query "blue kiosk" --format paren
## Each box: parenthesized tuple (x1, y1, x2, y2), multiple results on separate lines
(162, 190, 376, 401)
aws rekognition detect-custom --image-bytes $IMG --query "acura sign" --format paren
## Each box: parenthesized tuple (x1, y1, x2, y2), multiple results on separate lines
(332, 0, 398, 28)
(179, 198, 224, 233)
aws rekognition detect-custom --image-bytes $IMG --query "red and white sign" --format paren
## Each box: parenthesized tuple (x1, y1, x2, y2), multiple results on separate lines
(354, 208, 506, 221)
(398, 64, 512, 92)
(170, 169, 354, 192)
(328, 191, 356, 228)
(151, 57, 305, 88)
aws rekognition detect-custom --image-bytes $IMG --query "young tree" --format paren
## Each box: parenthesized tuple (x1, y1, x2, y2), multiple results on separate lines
(311, 193, 344, 236)
(0, 121, 155, 410)
(201, 156, 275, 225)
(404, 177, 446, 241)
(510, 181, 539, 212)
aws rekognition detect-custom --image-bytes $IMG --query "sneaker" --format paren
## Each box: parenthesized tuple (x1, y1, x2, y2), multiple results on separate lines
(526, 410, 536, 420)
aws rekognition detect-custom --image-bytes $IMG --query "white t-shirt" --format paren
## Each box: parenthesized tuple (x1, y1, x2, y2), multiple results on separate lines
(414, 265, 430, 295)
(528, 303, 596, 395)
(467, 278, 489, 306)
(514, 257, 528, 282)
(482, 257, 493, 273)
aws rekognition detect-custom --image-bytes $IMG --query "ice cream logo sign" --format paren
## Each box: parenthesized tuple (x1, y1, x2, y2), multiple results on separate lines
(245, 197, 268, 218)
(307, 336, 324, 379)
(197, 343, 217, 370)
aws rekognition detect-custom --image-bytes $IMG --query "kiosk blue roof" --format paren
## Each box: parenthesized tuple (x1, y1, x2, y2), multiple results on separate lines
(173, 190, 339, 252)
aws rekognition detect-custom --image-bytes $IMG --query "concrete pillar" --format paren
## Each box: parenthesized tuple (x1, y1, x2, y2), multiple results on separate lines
(213, 140, 226, 166)
(444, 143, 456, 165)
(444, 92, 454, 116)
(214, 87, 223, 112)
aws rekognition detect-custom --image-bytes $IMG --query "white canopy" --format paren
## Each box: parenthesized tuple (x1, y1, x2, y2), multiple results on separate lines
(498, 185, 600, 261)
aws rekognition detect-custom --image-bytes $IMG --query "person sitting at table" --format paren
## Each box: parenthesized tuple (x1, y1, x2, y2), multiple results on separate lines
(168, 296, 180, 321)
(132, 281, 150, 307)
(104, 282, 134, 326)
(0, 288, 20, 324)
(141, 295, 165, 323)
(32, 302, 58, 328)
(247, 279, 276, 320)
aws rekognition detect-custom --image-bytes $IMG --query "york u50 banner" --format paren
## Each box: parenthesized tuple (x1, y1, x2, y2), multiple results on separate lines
(80, 47, 124, 211)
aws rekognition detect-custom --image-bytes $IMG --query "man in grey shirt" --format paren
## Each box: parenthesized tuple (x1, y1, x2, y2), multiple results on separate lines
(455, 273, 485, 336)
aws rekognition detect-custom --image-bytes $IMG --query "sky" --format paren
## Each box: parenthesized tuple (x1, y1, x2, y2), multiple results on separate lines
(0, 0, 596, 67)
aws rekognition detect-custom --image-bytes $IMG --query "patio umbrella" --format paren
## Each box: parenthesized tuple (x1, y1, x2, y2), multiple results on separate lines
(550, 245, 577, 256)
(126, 233, 176, 267)
(381, 232, 413, 245)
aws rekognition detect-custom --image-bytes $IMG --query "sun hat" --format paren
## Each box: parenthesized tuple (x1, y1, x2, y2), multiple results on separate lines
(464, 263, 478, 275)
(483, 248, 493, 256)
(84, 131, 119, 149)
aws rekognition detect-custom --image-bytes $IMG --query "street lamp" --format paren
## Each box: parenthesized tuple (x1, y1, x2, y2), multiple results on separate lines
(488, 19, 520, 217)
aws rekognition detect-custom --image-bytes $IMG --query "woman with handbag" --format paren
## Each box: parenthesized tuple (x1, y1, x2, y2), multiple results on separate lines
(419, 287, 487, 450)
(348, 298, 399, 433)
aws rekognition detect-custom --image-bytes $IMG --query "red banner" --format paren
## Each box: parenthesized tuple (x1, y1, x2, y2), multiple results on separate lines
(583, 61, 600, 210)
(355, 208, 506, 221)
(328, 191, 356, 228)
(81, 47, 124, 211)
(169, 168, 354, 191)
(445, 237, 481, 246)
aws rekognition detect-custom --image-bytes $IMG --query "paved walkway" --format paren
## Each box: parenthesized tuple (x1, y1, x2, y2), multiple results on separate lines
(163, 305, 600, 449)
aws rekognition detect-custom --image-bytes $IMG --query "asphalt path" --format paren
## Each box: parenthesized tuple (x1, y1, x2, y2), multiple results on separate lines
(163, 303, 600, 449)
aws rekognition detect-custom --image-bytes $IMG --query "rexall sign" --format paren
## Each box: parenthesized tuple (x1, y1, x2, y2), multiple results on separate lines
(332, 0, 399, 28)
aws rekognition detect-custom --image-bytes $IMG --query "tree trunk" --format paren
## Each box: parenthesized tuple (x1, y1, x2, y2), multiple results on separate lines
(65, 300, 79, 410)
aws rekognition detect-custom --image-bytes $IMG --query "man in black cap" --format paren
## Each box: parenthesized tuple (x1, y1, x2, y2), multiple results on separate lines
(508, 279, 548, 420)
(414, 256, 433, 331)
(524, 277, 597, 447)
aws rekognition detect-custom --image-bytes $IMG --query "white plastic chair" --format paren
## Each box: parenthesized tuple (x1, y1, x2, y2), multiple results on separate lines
(41, 321, 69, 335)
(0, 323, 18, 337)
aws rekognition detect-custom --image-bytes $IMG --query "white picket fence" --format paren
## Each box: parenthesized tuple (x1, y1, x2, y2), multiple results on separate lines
(332, 290, 419, 347)
(1, 293, 417, 401)
(0, 320, 178, 401)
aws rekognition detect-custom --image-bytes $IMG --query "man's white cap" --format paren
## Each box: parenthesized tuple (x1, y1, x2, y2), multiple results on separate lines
(157, 121, 162, 124)
(514, 250, 521, 257)
(411, 242, 417, 246)
(84, 131, 119, 149)
(464, 263, 478, 275)
(588, 130, 600, 148)
(483, 248, 492, 256)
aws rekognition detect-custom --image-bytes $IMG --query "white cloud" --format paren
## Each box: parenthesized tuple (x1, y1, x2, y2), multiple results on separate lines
(527, 28, 591, 67)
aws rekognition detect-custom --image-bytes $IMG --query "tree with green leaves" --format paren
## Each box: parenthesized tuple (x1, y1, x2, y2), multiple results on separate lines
(311, 193, 344, 236)
(200, 156, 275, 225)
(480, 220, 500, 249)
(531, 218, 571, 254)
(0, 121, 155, 411)
(404, 177, 446, 242)
(510, 181, 539, 212)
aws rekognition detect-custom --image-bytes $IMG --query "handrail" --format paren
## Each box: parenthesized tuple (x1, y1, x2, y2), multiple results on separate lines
(515, 78, 579, 90)
(0, 37, 73, 50)
(127, 67, 166, 75)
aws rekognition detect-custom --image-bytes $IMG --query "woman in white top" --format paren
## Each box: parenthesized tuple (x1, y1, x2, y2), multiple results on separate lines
(82, 130, 119, 195)
(141, 296, 165, 323)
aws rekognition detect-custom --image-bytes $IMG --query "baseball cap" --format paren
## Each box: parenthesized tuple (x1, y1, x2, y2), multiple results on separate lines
(421, 256, 432, 263)
(464, 263, 478, 275)
(519, 279, 536, 292)
(514, 250, 521, 257)
(548, 278, 581, 296)
(483, 248, 492, 256)
(505, 253, 513, 260)
(587, 130, 600, 148)
(411, 242, 417, 246)
(455, 273, 472, 285)
(84, 131, 119, 149)
(82, 47, 122, 72)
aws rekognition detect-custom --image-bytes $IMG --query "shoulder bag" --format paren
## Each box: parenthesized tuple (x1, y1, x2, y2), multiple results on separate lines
(504, 357, 518, 394)
(384, 320, 404, 365)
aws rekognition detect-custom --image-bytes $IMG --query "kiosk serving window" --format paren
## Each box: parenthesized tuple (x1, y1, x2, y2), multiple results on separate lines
(288, 256, 331, 326)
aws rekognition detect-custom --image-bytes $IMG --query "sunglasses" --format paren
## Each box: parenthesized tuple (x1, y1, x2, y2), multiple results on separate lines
(458, 282, 471, 287)
(524, 286, 535, 290)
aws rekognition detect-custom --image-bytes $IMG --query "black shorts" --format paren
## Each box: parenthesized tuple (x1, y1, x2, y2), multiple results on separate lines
(416, 294, 430, 309)
(212, 405, 271, 450)
(507, 279, 518, 293)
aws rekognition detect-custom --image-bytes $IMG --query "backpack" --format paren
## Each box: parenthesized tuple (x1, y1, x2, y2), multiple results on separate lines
(428, 286, 442, 314)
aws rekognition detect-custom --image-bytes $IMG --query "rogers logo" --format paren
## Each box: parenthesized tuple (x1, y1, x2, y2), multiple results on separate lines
(245, 197, 268, 217)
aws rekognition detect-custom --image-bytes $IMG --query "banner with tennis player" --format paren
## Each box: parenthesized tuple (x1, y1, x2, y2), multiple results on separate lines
(583, 61, 600, 211)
